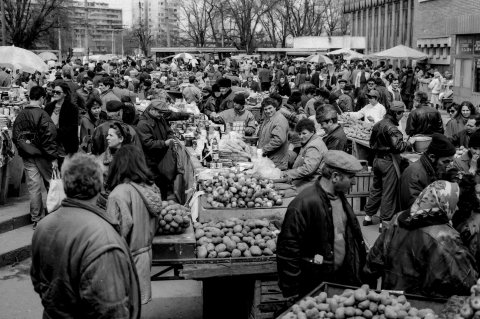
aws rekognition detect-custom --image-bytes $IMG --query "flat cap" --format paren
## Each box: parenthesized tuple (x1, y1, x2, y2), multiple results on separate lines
(106, 100, 124, 112)
(390, 101, 406, 112)
(150, 99, 169, 111)
(323, 150, 363, 174)
(367, 90, 380, 98)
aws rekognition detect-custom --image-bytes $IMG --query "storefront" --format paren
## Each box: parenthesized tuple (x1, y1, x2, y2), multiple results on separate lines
(453, 35, 480, 105)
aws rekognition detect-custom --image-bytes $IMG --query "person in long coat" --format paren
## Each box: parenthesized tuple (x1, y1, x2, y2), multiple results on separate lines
(257, 98, 290, 170)
(277, 151, 366, 298)
(106, 145, 162, 304)
(282, 119, 328, 192)
(364, 180, 478, 298)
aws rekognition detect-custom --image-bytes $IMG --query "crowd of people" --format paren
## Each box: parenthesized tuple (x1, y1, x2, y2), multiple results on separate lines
(7, 54, 480, 317)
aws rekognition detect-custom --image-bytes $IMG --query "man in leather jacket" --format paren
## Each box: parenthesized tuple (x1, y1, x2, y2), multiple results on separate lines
(277, 150, 366, 299)
(405, 91, 444, 136)
(363, 101, 412, 231)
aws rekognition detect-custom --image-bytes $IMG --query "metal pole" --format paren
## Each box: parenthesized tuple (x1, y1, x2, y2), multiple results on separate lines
(111, 30, 114, 54)
(1, 0, 6, 45)
(121, 29, 124, 57)
(85, 0, 89, 60)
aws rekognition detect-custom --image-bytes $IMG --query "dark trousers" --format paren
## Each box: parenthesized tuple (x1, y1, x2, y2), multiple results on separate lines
(364, 158, 399, 222)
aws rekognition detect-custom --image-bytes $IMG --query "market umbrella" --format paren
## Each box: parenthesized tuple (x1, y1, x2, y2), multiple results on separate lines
(369, 45, 428, 60)
(327, 48, 364, 60)
(292, 57, 305, 62)
(97, 54, 119, 61)
(0, 46, 49, 73)
(174, 53, 195, 60)
(305, 54, 333, 64)
(38, 51, 58, 61)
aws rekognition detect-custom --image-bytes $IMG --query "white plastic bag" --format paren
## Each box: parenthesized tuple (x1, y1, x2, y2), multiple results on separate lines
(46, 168, 66, 213)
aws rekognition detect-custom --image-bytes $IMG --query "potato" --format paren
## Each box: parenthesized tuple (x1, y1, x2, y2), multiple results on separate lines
(344, 306, 355, 317)
(215, 243, 226, 253)
(233, 225, 243, 233)
(335, 307, 345, 319)
(218, 252, 231, 258)
(243, 250, 252, 257)
(206, 243, 215, 252)
(263, 248, 274, 255)
(266, 239, 277, 251)
(197, 246, 208, 258)
(164, 214, 173, 222)
(231, 249, 242, 258)
(354, 289, 367, 302)
(237, 242, 249, 252)
(231, 235, 241, 243)
(343, 295, 355, 307)
(250, 246, 262, 256)
(363, 310, 373, 319)
(358, 300, 370, 310)
(207, 251, 217, 258)
(384, 306, 397, 319)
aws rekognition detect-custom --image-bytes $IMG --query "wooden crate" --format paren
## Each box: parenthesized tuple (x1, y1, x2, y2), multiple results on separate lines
(152, 223, 196, 261)
(251, 278, 289, 319)
(197, 195, 294, 223)
(346, 170, 374, 215)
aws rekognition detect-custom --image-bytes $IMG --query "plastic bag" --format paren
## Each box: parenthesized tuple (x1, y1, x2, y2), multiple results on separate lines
(249, 156, 282, 180)
(46, 168, 66, 213)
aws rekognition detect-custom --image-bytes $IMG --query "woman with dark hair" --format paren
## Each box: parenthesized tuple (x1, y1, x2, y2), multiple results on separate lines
(121, 96, 138, 125)
(276, 75, 291, 97)
(99, 122, 132, 172)
(446, 101, 476, 145)
(282, 119, 328, 192)
(44, 82, 79, 156)
(106, 145, 162, 305)
(79, 95, 105, 153)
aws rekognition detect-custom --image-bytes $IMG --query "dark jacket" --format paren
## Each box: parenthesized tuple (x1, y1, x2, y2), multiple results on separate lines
(31, 197, 141, 319)
(277, 181, 367, 297)
(405, 103, 444, 136)
(277, 83, 291, 97)
(370, 114, 409, 154)
(136, 108, 175, 171)
(45, 100, 79, 154)
(323, 124, 347, 151)
(91, 120, 142, 155)
(364, 210, 477, 298)
(311, 72, 320, 88)
(218, 89, 236, 112)
(12, 106, 58, 161)
(398, 154, 436, 211)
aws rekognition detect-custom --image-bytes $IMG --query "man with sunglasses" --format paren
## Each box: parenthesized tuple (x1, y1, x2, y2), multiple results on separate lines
(316, 104, 347, 151)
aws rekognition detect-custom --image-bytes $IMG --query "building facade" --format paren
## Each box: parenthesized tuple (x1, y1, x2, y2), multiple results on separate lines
(131, 0, 180, 47)
(69, 1, 123, 55)
(414, 0, 480, 104)
(343, 0, 415, 54)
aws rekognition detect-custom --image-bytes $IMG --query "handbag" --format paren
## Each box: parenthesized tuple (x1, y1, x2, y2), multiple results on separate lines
(157, 144, 177, 182)
(46, 167, 66, 213)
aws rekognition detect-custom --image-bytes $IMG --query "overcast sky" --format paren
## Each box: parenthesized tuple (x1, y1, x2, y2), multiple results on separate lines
(102, 0, 133, 27)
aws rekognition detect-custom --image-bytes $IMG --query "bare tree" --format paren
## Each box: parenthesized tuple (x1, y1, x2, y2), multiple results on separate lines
(3, 0, 68, 49)
(221, 0, 281, 53)
(284, 0, 326, 37)
(322, 0, 348, 36)
(179, 0, 214, 47)
(259, 6, 289, 48)
(133, 24, 153, 56)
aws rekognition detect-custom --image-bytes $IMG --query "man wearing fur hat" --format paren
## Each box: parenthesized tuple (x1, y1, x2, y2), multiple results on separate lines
(217, 78, 236, 112)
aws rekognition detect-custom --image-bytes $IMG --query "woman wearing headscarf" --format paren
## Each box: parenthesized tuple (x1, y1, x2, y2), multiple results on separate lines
(364, 180, 478, 298)
(106, 145, 162, 305)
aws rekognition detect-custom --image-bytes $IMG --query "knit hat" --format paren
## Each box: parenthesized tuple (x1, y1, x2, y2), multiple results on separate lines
(469, 130, 480, 148)
(212, 84, 220, 93)
(427, 133, 456, 158)
(106, 100, 124, 112)
(233, 94, 246, 105)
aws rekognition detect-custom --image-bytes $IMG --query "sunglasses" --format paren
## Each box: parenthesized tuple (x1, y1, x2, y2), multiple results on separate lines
(448, 110, 456, 114)
(52, 90, 63, 95)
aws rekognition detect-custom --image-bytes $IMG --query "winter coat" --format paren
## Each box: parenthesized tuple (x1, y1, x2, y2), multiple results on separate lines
(91, 120, 142, 155)
(445, 117, 467, 145)
(277, 181, 367, 297)
(107, 182, 162, 304)
(370, 114, 409, 154)
(45, 99, 79, 154)
(12, 105, 58, 161)
(202, 95, 220, 116)
(398, 154, 437, 211)
(218, 89, 236, 112)
(136, 108, 175, 172)
(79, 114, 104, 153)
(100, 89, 121, 111)
(405, 103, 444, 136)
(284, 134, 327, 191)
(364, 210, 477, 298)
(277, 83, 291, 97)
(31, 197, 141, 319)
(323, 125, 347, 151)
(257, 112, 289, 170)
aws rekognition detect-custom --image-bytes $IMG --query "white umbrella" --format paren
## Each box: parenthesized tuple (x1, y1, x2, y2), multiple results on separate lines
(174, 53, 195, 60)
(38, 51, 58, 61)
(327, 48, 364, 60)
(369, 45, 428, 60)
(305, 54, 333, 65)
(97, 54, 119, 61)
(0, 46, 49, 73)
(292, 57, 305, 62)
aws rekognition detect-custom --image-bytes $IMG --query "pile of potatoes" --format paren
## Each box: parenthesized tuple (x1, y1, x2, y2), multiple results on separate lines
(194, 218, 278, 259)
(454, 279, 480, 318)
(157, 201, 192, 235)
(339, 114, 373, 141)
(281, 284, 436, 319)
(199, 171, 283, 209)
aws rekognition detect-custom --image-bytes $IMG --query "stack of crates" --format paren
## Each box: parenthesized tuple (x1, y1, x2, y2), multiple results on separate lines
(346, 161, 374, 215)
